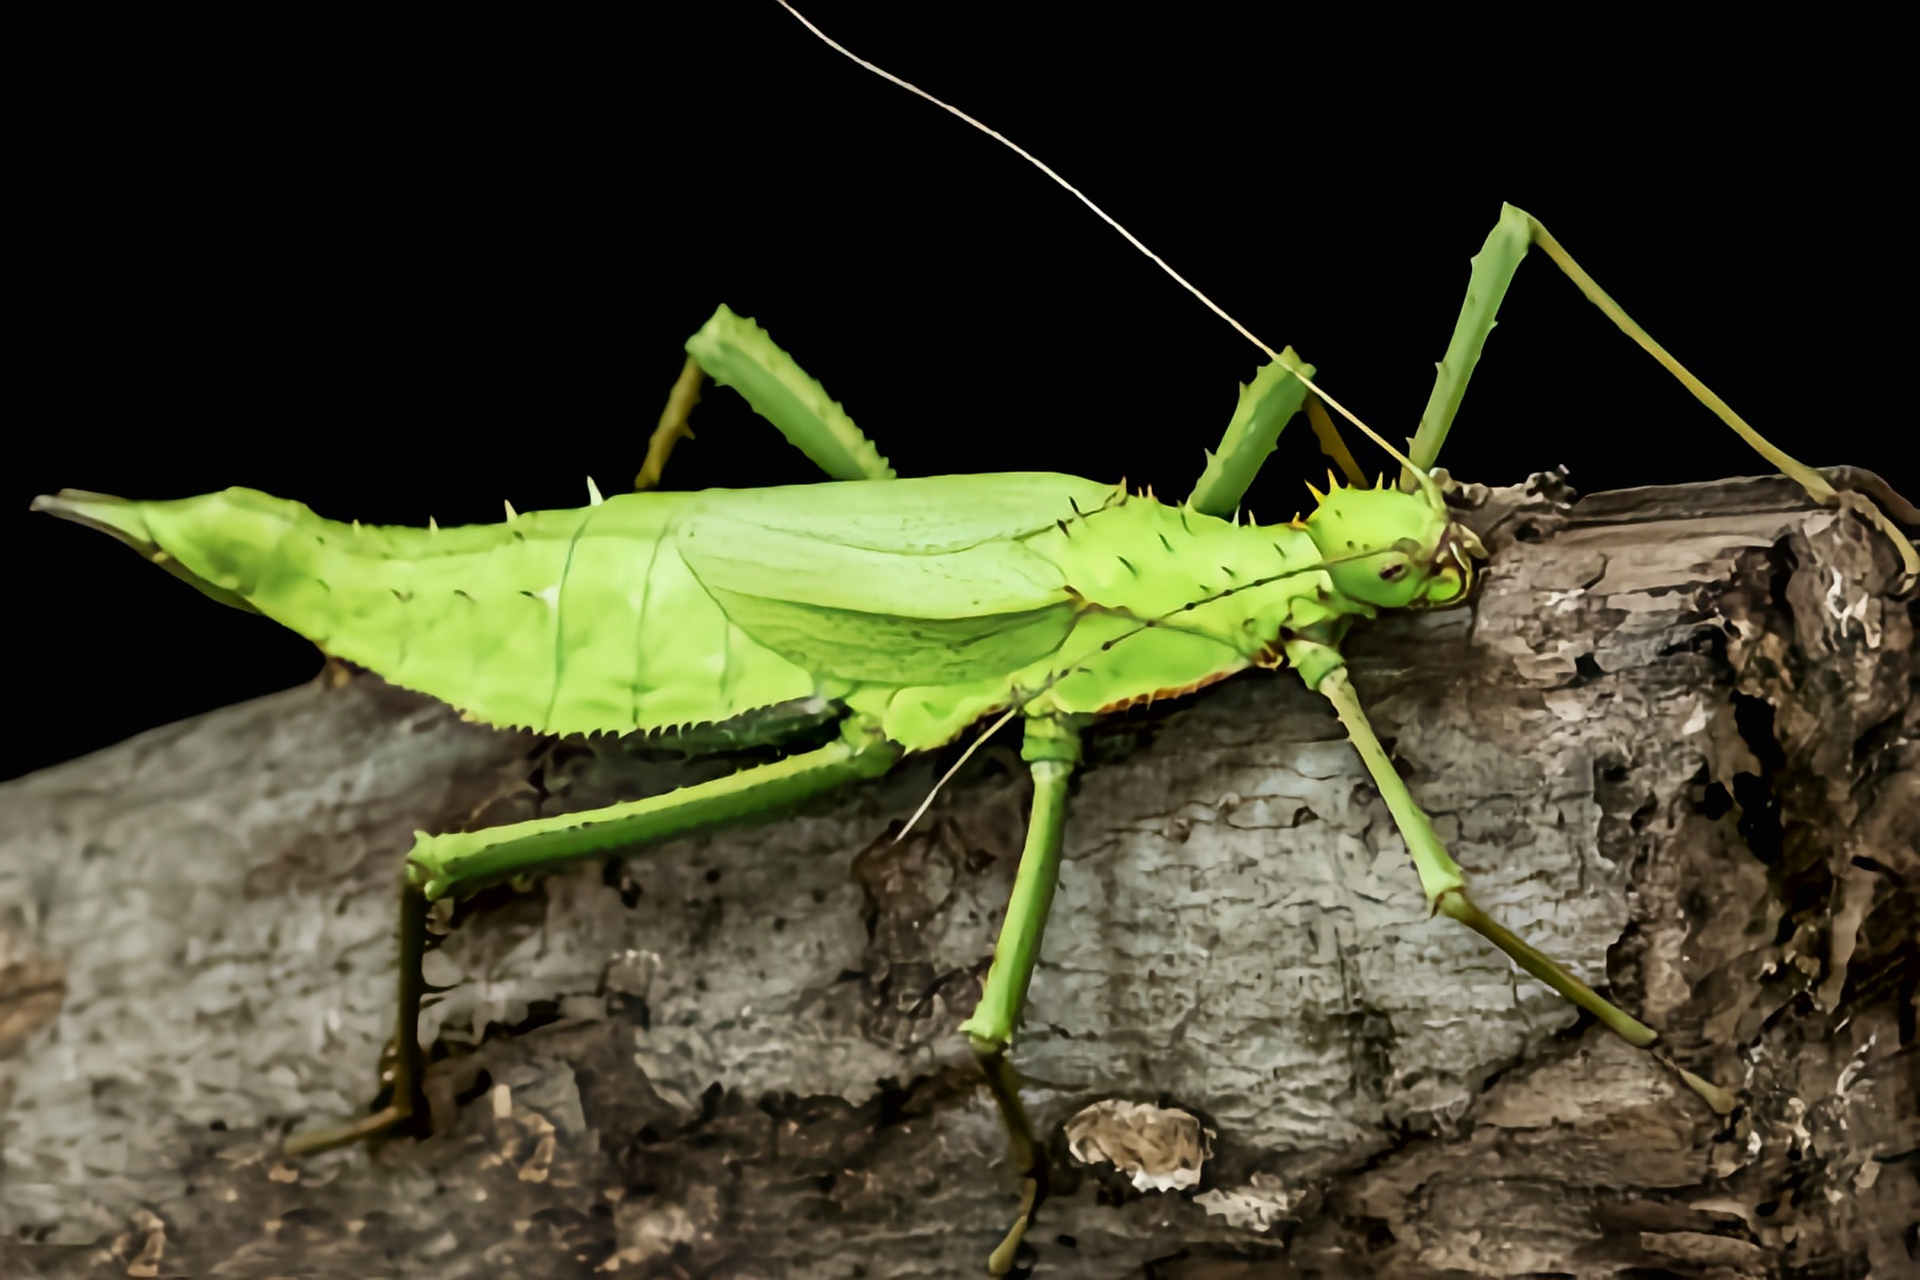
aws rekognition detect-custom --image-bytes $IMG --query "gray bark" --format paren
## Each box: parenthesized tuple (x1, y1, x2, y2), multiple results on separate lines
(2, 475, 1914, 1279)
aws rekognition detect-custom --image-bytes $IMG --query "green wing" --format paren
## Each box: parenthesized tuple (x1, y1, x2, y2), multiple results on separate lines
(677, 473, 1114, 685)
(35, 487, 822, 738)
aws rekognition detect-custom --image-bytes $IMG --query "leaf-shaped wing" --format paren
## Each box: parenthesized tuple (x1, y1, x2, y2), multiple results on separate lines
(678, 473, 1111, 684)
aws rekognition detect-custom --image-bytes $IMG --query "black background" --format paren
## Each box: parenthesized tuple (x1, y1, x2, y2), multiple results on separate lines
(10, 5, 1905, 780)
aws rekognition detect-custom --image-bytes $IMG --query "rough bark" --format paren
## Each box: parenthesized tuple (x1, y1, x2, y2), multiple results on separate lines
(2, 475, 1914, 1279)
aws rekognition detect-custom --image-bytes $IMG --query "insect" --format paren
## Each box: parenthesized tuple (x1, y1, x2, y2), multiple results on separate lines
(27, 7, 1914, 1276)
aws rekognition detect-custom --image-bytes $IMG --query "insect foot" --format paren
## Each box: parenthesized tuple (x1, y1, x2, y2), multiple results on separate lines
(1432, 887, 1738, 1115)
(973, 1047, 1050, 1278)
(283, 881, 432, 1156)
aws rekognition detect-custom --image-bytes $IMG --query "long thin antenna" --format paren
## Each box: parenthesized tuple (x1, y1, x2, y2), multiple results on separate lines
(776, 1, 1273, 361)
(773, 2, 1428, 484)
(891, 704, 1021, 844)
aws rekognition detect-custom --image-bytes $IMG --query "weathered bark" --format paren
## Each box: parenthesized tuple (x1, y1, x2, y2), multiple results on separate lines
(2, 476, 1914, 1279)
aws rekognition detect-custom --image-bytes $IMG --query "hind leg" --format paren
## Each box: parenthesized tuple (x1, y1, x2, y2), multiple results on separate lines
(637, 304, 897, 489)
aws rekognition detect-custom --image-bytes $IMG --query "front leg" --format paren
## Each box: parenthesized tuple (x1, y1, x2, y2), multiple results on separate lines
(1186, 348, 1373, 519)
(1407, 204, 1917, 583)
(1289, 639, 1738, 1115)
(957, 714, 1081, 1277)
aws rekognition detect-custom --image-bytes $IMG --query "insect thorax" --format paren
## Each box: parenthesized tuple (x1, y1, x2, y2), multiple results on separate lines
(866, 494, 1368, 747)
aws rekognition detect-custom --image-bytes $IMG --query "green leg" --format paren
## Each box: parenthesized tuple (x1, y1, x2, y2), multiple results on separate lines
(1184, 350, 1376, 519)
(1406, 205, 1917, 581)
(636, 303, 897, 490)
(1185, 349, 1315, 519)
(284, 724, 901, 1156)
(1305, 393, 1369, 489)
(1293, 642, 1737, 1114)
(283, 878, 429, 1156)
(957, 715, 1080, 1277)
(412, 724, 899, 900)
(1403, 203, 1531, 481)
(634, 354, 709, 490)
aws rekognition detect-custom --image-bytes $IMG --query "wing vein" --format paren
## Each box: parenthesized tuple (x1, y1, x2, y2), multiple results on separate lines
(543, 505, 597, 732)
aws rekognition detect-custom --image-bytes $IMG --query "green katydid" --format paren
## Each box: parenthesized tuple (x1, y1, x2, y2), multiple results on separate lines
(29, 6, 1918, 1275)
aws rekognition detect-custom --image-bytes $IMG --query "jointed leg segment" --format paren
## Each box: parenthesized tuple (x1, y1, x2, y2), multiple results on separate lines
(1293, 641, 1737, 1114)
(1183, 349, 1387, 519)
(634, 355, 708, 491)
(407, 730, 899, 900)
(961, 714, 1082, 1276)
(283, 880, 431, 1156)
(1185, 349, 1315, 519)
(1410, 205, 1918, 583)
(284, 727, 901, 1156)
(638, 304, 897, 490)
(1304, 393, 1368, 489)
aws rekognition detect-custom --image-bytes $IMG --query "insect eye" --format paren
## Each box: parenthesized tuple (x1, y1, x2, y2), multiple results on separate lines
(1377, 562, 1408, 582)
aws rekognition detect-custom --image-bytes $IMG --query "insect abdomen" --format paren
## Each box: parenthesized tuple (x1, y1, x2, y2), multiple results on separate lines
(40, 487, 817, 736)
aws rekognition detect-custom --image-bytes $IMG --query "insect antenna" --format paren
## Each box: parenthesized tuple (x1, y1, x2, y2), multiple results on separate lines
(776, 1, 1441, 499)
(891, 703, 1023, 845)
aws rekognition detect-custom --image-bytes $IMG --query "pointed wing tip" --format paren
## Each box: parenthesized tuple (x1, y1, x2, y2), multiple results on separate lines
(31, 490, 153, 546)
(32, 488, 121, 515)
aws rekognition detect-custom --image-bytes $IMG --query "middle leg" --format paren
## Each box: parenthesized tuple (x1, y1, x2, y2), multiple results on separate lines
(958, 713, 1082, 1276)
